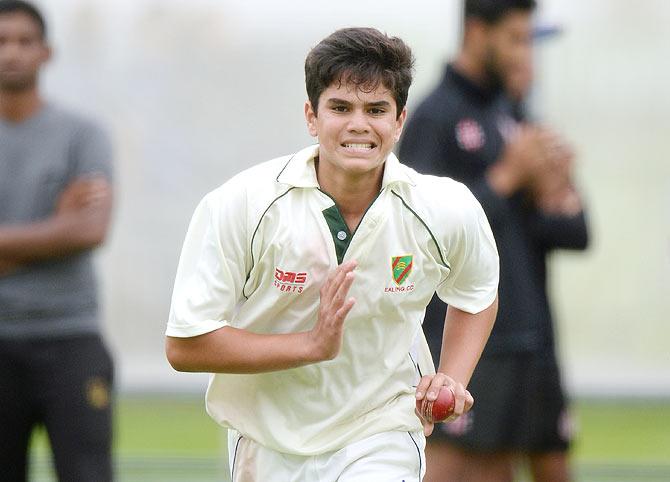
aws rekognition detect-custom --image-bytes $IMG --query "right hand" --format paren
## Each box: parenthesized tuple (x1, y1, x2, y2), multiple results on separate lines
(307, 260, 357, 361)
(56, 176, 110, 215)
(488, 125, 556, 196)
(529, 136, 574, 199)
(415, 372, 474, 436)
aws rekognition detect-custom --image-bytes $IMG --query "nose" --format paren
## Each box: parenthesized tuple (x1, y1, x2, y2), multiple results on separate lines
(346, 109, 370, 133)
(0, 41, 22, 65)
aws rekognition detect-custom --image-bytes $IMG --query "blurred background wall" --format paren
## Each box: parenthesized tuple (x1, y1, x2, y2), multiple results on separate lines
(37, 0, 669, 396)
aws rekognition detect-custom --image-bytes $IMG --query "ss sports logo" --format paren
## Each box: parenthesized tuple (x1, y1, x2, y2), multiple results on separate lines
(273, 268, 307, 293)
(274, 268, 307, 284)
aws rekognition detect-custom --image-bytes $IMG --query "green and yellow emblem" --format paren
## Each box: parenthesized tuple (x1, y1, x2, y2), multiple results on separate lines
(391, 255, 413, 285)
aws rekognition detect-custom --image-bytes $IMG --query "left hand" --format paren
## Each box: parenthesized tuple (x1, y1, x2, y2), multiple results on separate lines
(415, 372, 474, 436)
(528, 132, 582, 215)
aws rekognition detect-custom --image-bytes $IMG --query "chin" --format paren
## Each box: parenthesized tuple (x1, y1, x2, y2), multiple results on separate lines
(339, 149, 388, 167)
(339, 157, 384, 175)
(0, 77, 35, 92)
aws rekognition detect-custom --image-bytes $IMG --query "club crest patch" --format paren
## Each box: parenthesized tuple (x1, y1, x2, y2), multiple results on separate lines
(391, 255, 413, 285)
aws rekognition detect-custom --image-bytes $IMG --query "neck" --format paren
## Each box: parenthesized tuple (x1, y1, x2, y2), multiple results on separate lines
(316, 159, 383, 231)
(0, 87, 43, 122)
(453, 50, 488, 88)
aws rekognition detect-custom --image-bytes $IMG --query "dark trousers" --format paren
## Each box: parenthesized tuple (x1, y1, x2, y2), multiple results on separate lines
(0, 334, 114, 482)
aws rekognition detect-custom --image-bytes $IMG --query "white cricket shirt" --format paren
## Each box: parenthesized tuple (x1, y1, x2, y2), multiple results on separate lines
(167, 145, 499, 455)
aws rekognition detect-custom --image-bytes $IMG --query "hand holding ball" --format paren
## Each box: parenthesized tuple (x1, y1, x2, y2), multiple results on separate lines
(416, 386, 456, 423)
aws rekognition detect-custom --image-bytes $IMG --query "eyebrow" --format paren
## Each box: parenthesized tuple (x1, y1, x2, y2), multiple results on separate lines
(325, 98, 392, 108)
(366, 100, 392, 108)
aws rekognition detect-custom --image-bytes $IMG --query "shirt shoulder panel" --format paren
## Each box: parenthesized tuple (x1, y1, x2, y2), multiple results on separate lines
(206, 154, 295, 223)
(396, 170, 499, 313)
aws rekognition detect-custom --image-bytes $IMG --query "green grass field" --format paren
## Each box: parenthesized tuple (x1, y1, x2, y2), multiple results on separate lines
(29, 396, 670, 481)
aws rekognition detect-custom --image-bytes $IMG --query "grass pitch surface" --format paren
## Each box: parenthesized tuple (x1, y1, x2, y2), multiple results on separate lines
(29, 397, 670, 481)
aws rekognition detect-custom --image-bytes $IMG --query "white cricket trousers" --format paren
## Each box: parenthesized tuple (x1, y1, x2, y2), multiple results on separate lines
(227, 429, 426, 482)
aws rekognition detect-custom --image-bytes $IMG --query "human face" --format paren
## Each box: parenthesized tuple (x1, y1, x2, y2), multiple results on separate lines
(0, 12, 50, 92)
(304, 81, 406, 182)
(482, 10, 533, 92)
(505, 47, 533, 102)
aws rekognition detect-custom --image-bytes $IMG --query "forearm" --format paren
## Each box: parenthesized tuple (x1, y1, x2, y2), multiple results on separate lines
(530, 204, 589, 251)
(437, 296, 498, 386)
(0, 211, 107, 263)
(486, 157, 522, 199)
(166, 326, 321, 374)
(167, 259, 357, 375)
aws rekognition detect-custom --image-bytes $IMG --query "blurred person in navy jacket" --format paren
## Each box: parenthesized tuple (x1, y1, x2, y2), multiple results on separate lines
(399, 1, 588, 481)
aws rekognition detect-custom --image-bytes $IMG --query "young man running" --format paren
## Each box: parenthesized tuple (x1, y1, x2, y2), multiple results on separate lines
(166, 27, 499, 481)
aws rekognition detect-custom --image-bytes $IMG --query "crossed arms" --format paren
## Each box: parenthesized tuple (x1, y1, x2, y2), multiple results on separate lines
(0, 176, 113, 275)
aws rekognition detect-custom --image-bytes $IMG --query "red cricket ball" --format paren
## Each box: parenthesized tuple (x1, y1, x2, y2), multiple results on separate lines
(416, 386, 456, 423)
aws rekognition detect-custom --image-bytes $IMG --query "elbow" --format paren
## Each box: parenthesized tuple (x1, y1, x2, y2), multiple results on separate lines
(89, 230, 107, 248)
(573, 211, 590, 250)
(59, 208, 111, 250)
(63, 226, 108, 253)
(571, 226, 590, 251)
(165, 337, 191, 372)
(577, 232, 589, 250)
(580, 223, 591, 250)
(80, 224, 109, 249)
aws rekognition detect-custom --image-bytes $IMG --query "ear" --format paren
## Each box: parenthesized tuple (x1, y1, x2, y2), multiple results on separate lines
(465, 18, 488, 54)
(393, 107, 408, 143)
(41, 44, 52, 63)
(467, 18, 487, 37)
(304, 100, 318, 138)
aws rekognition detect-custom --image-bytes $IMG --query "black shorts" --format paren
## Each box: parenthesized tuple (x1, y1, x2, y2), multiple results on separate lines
(430, 350, 573, 453)
(0, 334, 114, 482)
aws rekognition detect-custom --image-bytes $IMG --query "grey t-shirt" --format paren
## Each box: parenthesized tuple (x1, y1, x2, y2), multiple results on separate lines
(0, 103, 113, 339)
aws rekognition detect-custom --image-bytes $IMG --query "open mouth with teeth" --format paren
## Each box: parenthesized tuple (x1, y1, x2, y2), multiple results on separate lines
(341, 142, 376, 150)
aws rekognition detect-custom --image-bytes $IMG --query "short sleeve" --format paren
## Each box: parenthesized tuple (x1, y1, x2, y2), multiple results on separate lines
(166, 188, 249, 337)
(436, 184, 499, 314)
(71, 120, 114, 182)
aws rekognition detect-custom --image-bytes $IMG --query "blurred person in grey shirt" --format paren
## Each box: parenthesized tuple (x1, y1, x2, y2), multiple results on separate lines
(0, 1, 114, 480)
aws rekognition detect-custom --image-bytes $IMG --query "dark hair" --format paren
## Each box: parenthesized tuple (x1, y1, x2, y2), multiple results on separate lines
(0, 0, 47, 39)
(465, 0, 537, 25)
(305, 27, 414, 119)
